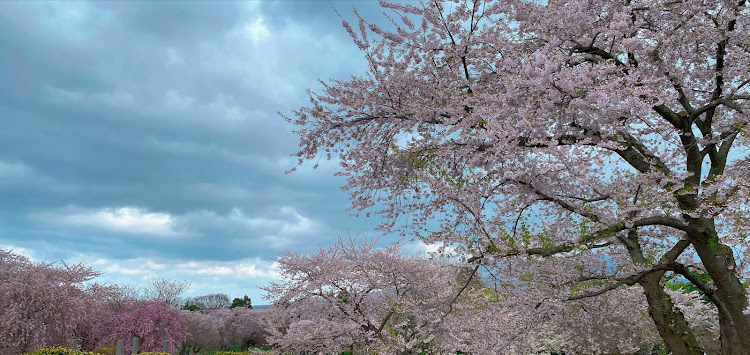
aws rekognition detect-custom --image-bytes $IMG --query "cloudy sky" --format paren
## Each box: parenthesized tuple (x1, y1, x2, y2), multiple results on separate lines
(0, 0, 424, 304)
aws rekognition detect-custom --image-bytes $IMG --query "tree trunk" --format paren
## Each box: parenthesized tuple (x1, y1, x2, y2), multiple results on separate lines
(639, 274, 704, 354)
(688, 217, 750, 355)
(621, 230, 703, 353)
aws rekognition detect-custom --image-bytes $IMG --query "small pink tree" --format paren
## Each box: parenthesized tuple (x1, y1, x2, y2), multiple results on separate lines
(91, 299, 189, 353)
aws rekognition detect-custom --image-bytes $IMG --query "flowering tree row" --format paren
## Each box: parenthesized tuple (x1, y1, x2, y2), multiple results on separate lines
(0, 248, 263, 354)
(261, 237, 719, 354)
(0, 248, 190, 354)
(0, 237, 717, 354)
(287, 0, 749, 353)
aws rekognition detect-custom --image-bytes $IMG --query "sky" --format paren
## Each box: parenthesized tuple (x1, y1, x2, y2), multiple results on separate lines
(0, 0, 432, 304)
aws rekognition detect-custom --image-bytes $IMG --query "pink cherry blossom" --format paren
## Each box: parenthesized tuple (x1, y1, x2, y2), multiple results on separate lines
(288, 1, 750, 353)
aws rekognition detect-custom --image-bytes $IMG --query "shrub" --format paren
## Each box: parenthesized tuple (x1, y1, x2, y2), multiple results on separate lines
(93, 344, 116, 355)
(25, 347, 99, 355)
(214, 352, 248, 355)
(25, 347, 173, 355)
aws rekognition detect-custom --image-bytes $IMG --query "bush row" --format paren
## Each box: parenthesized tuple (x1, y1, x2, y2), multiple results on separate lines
(26, 347, 172, 355)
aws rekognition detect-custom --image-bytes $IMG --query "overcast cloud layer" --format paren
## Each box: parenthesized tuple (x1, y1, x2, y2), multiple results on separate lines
(0, 1, 426, 302)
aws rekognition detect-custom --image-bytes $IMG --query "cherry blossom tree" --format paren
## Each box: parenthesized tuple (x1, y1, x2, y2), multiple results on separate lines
(181, 307, 265, 353)
(527, 287, 663, 354)
(261, 237, 678, 354)
(213, 308, 265, 350)
(181, 310, 221, 353)
(262, 237, 466, 354)
(435, 285, 664, 354)
(90, 299, 189, 353)
(0, 248, 105, 354)
(287, 0, 750, 353)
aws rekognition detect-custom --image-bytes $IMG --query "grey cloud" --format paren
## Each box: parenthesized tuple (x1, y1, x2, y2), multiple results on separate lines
(0, 0, 396, 296)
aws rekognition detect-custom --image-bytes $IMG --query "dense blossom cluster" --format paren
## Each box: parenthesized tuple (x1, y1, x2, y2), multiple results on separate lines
(260, 238, 716, 353)
(289, 0, 749, 353)
(88, 300, 188, 354)
(262, 237, 460, 353)
(181, 307, 265, 352)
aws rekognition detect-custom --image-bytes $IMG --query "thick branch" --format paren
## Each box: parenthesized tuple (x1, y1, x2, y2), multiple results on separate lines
(506, 216, 689, 258)
(653, 104, 686, 130)
(568, 263, 677, 300)
(513, 179, 601, 222)
(571, 44, 627, 67)
(670, 263, 721, 305)
(660, 239, 691, 264)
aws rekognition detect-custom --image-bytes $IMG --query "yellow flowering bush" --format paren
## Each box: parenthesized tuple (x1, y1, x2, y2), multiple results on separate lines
(26, 347, 99, 355)
(93, 344, 116, 355)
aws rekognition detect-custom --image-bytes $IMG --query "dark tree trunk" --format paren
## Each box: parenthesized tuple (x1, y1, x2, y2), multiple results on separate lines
(688, 217, 750, 355)
(639, 274, 703, 354)
(621, 230, 703, 354)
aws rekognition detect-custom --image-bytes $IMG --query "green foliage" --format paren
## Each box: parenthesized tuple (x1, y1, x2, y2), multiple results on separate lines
(138, 353, 172, 355)
(182, 301, 201, 311)
(482, 287, 505, 303)
(229, 295, 252, 309)
(666, 271, 712, 303)
(25, 347, 99, 355)
(213, 352, 248, 355)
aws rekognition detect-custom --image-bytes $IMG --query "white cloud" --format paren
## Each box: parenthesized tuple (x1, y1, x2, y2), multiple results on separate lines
(144, 260, 167, 271)
(163, 90, 195, 111)
(244, 17, 270, 42)
(104, 264, 146, 275)
(184, 259, 280, 279)
(178, 261, 201, 269)
(410, 240, 461, 260)
(196, 266, 234, 275)
(149, 90, 268, 136)
(0, 244, 35, 260)
(166, 47, 182, 65)
(89, 256, 281, 300)
(30, 205, 326, 248)
(31, 206, 189, 238)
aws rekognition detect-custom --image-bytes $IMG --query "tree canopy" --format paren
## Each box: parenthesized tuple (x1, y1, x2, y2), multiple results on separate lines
(288, 0, 750, 353)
